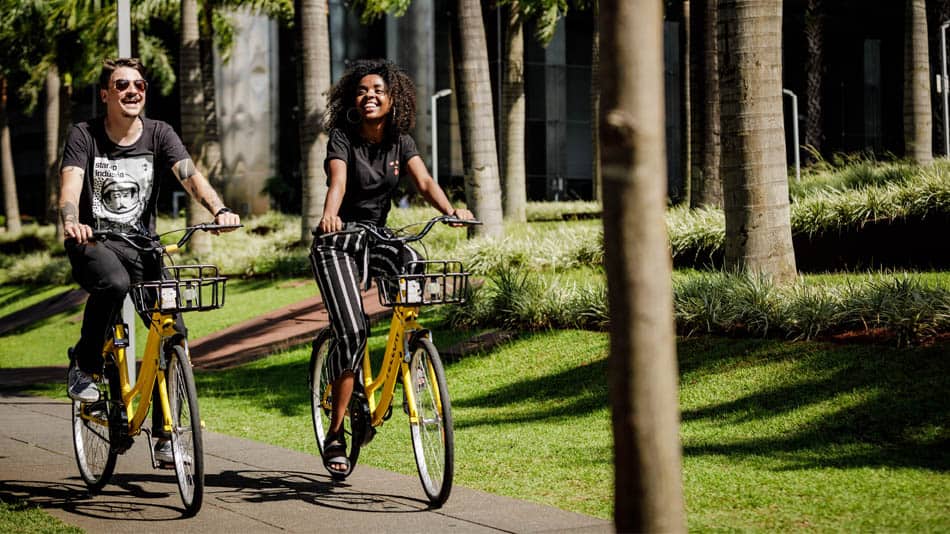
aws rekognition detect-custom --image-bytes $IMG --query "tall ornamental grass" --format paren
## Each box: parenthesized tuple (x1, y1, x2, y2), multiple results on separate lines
(450, 266, 950, 347)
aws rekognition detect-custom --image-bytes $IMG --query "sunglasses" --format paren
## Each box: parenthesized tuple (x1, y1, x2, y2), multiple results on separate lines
(113, 78, 148, 92)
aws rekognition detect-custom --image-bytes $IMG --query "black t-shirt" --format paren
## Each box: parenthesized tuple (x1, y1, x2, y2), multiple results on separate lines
(60, 116, 190, 233)
(325, 128, 420, 226)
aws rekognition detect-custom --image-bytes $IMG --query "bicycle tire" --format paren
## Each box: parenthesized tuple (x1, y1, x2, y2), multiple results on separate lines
(309, 329, 362, 479)
(71, 378, 118, 492)
(166, 342, 204, 516)
(406, 337, 454, 507)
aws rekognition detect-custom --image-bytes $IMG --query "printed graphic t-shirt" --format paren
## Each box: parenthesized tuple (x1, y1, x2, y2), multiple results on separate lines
(60, 116, 189, 233)
(324, 128, 420, 226)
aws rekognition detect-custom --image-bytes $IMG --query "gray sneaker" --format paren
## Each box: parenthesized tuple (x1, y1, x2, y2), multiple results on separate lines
(154, 439, 174, 464)
(154, 439, 191, 465)
(67, 366, 100, 402)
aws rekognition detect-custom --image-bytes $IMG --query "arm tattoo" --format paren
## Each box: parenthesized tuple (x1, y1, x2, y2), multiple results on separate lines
(61, 202, 79, 225)
(177, 158, 198, 183)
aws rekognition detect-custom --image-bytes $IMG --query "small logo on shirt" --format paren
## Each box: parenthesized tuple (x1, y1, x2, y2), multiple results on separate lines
(390, 160, 399, 176)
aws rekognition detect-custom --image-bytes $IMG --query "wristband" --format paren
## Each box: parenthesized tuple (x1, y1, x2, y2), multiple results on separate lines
(215, 207, 233, 217)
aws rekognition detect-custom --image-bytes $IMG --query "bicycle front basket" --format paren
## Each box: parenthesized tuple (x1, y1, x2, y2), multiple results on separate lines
(130, 264, 227, 314)
(376, 260, 469, 307)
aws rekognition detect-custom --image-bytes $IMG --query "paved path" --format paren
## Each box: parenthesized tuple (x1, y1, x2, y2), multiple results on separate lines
(0, 393, 611, 533)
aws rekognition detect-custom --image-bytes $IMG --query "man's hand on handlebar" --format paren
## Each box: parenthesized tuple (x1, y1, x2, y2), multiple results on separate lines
(64, 221, 95, 244)
(448, 208, 475, 227)
(213, 211, 241, 232)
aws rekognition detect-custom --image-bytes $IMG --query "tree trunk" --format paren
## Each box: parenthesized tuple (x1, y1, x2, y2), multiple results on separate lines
(502, 2, 526, 223)
(1, 77, 21, 236)
(44, 67, 60, 230)
(690, 0, 721, 209)
(904, 0, 934, 165)
(200, 4, 223, 192)
(680, 0, 691, 205)
(296, 0, 331, 242)
(926, 0, 950, 156)
(451, 0, 504, 238)
(590, 0, 601, 202)
(600, 1, 686, 532)
(803, 0, 824, 161)
(180, 0, 212, 255)
(719, 0, 797, 284)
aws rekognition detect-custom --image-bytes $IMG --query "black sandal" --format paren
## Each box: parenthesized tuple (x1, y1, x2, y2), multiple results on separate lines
(322, 432, 350, 477)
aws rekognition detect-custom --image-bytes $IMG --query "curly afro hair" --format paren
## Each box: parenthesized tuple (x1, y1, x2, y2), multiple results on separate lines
(323, 59, 417, 142)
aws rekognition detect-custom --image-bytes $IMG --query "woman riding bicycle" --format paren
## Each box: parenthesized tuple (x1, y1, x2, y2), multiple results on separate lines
(311, 59, 474, 476)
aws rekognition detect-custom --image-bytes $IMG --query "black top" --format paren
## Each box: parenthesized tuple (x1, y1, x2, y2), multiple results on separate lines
(325, 128, 420, 226)
(60, 116, 190, 233)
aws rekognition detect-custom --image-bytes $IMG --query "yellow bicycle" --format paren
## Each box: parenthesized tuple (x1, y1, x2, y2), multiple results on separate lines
(70, 223, 237, 516)
(309, 215, 478, 507)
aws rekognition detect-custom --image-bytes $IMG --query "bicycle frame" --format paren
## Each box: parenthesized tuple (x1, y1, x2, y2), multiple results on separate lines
(361, 305, 440, 427)
(94, 312, 178, 437)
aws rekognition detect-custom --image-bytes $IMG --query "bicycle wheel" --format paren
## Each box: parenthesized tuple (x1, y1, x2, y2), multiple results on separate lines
(406, 337, 454, 507)
(310, 329, 362, 478)
(71, 384, 117, 492)
(166, 342, 204, 516)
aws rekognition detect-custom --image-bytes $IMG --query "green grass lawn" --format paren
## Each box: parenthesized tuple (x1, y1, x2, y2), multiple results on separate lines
(0, 278, 316, 368)
(28, 317, 945, 530)
(187, 328, 949, 531)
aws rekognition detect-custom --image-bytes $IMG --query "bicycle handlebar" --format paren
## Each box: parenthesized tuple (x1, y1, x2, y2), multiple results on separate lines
(314, 215, 482, 243)
(93, 223, 243, 254)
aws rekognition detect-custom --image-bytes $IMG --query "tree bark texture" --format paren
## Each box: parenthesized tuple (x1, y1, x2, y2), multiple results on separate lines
(1, 77, 21, 235)
(590, 0, 602, 202)
(926, 0, 950, 156)
(296, 0, 331, 242)
(600, 1, 686, 532)
(180, 0, 212, 255)
(718, 0, 797, 284)
(199, 4, 223, 191)
(803, 0, 824, 159)
(451, 0, 504, 238)
(904, 0, 933, 164)
(44, 67, 60, 227)
(502, 2, 527, 223)
(680, 0, 692, 205)
(689, 0, 722, 209)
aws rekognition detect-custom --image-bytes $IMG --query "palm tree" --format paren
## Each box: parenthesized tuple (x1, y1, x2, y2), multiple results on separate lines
(718, 0, 797, 284)
(803, 0, 824, 161)
(1, 77, 21, 236)
(904, 0, 933, 165)
(295, 0, 331, 242)
(451, 0, 504, 237)
(181, 0, 213, 255)
(599, 0, 686, 530)
(689, 0, 721, 209)
(502, 1, 527, 222)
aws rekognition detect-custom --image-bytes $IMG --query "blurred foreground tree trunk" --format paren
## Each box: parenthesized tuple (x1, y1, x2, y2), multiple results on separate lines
(599, 0, 686, 531)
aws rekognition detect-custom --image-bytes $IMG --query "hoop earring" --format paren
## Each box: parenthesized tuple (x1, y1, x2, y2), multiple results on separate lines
(346, 108, 362, 125)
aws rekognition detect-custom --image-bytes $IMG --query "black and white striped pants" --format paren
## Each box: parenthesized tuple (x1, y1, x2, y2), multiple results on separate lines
(309, 226, 423, 381)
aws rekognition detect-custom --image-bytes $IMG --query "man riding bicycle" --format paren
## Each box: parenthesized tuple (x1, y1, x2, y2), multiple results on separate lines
(59, 57, 240, 462)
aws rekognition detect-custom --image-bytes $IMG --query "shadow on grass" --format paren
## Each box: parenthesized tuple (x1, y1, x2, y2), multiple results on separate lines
(677, 337, 950, 471)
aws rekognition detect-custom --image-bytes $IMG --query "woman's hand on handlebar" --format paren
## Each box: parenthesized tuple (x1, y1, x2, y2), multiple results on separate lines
(64, 221, 94, 244)
(319, 214, 344, 234)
